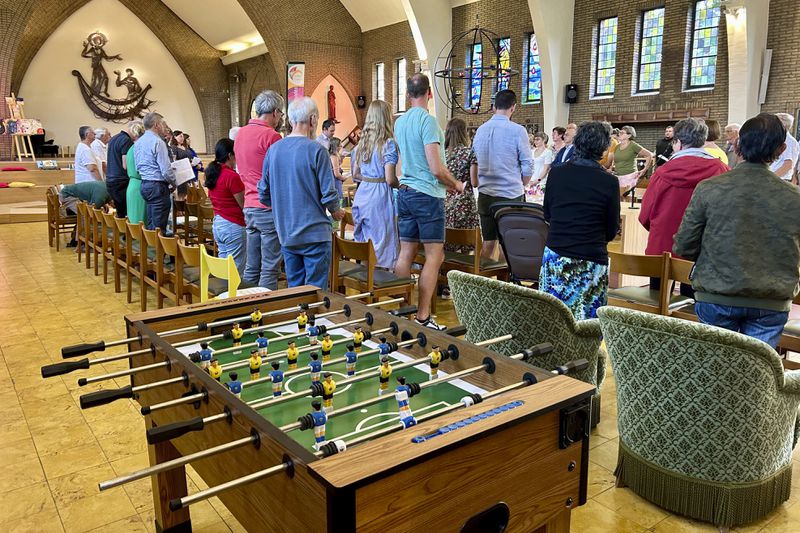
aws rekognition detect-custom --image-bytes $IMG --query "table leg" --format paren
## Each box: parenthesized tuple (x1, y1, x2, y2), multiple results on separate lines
(148, 434, 192, 533)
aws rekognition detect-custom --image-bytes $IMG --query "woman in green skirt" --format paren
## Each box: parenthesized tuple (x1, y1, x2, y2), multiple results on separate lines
(126, 121, 147, 224)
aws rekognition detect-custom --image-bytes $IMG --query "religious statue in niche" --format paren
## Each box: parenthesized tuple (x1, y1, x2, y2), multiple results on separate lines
(327, 85, 339, 123)
(71, 32, 154, 123)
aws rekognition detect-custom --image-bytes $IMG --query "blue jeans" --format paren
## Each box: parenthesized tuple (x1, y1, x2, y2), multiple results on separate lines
(695, 302, 789, 349)
(282, 241, 331, 290)
(140, 181, 171, 233)
(243, 207, 282, 290)
(212, 215, 246, 277)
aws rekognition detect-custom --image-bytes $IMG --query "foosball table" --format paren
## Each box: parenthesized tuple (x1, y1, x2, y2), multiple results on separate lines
(42, 287, 595, 532)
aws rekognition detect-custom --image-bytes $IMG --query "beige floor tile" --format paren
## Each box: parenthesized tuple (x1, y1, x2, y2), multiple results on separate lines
(650, 515, 721, 532)
(0, 508, 65, 533)
(0, 457, 47, 494)
(110, 451, 151, 475)
(0, 436, 39, 464)
(569, 499, 647, 533)
(194, 522, 233, 533)
(122, 477, 155, 513)
(593, 486, 671, 529)
(57, 490, 138, 532)
(0, 420, 32, 446)
(39, 442, 108, 479)
(31, 423, 97, 456)
(0, 481, 57, 524)
(588, 437, 619, 472)
(97, 431, 148, 463)
(85, 514, 149, 533)
(586, 461, 617, 499)
(49, 463, 117, 507)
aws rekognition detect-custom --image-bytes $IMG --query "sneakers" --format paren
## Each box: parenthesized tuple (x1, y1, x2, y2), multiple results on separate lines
(66, 239, 77, 248)
(441, 287, 452, 300)
(415, 316, 446, 331)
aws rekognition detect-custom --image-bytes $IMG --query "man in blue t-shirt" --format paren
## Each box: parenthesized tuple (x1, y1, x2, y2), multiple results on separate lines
(394, 73, 465, 331)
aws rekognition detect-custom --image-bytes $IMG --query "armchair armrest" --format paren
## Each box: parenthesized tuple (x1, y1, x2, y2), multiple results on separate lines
(574, 318, 602, 338)
(781, 370, 800, 395)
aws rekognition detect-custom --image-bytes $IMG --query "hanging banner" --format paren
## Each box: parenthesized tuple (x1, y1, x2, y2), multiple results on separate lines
(287, 62, 305, 103)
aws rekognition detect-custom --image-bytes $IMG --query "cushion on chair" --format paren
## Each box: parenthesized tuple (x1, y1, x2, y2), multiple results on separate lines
(337, 260, 367, 278)
(443, 251, 507, 271)
(597, 306, 800, 528)
(608, 286, 693, 310)
(345, 269, 416, 289)
(783, 319, 800, 337)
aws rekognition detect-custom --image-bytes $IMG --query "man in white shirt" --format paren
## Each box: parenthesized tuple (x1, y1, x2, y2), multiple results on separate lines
(770, 113, 800, 182)
(74, 126, 103, 183)
(91, 127, 110, 178)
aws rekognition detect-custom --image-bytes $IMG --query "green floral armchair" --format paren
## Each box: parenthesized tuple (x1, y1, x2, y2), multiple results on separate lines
(447, 271, 606, 424)
(597, 306, 800, 529)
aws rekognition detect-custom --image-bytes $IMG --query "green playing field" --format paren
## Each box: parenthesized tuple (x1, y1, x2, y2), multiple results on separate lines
(183, 320, 481, 451)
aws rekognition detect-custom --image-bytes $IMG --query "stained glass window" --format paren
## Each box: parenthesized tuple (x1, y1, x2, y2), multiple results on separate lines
(595, 17, 618, 96)
(468, 43, 483, 110)
(497, 38, 511, 92)
(396, 58, 407, 112)
(525, 35, 542, 103)
(375, 63, 385, 101)
(688, 0, 721, 88)
(638, 8, 665, 92)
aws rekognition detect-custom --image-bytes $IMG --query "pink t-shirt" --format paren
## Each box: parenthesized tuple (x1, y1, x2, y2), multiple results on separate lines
(208, 164, 246, 226)
(233, 119, 282, 209)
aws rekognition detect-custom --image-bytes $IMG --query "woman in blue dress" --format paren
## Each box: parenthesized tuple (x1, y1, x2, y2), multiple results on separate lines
(351, 100, 400, 269)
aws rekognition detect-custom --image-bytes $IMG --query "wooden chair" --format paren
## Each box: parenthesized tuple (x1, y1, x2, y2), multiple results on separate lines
(198, 204, 217, 253)
(92, 207, 113, 282)
(199, 245, 241, 301)
(440, 227, 508, 281)
(607, 251, 692, 315)
(331, 233, 414, 304)
(142, 227, 165, 308)
(125, 220, 157, 311)
(338, 209, 354, 240)
(177, 240, 229, 302)
(103, 213, 125, 293)
(75, 202, 91, 269)
(46, 187, 76, 251)
(157, 232, 185, 307)
(184, 201, 200, 245)
(663, 256, 698, 321)
(172, 198, 188, 242)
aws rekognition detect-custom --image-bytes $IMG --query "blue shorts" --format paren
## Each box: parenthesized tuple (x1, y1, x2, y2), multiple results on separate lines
(397, 187, 445, 243)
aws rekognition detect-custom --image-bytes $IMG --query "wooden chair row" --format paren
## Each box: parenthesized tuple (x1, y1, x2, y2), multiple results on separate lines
(45, 186, 76, 251)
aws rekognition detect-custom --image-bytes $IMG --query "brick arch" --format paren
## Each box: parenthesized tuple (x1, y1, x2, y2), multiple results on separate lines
(9, 0, 229, 152)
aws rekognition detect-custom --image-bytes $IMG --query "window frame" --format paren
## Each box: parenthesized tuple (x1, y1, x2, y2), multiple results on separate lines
(523, 34, 542, 104)
(636, 6, 665, 93)
(375, 62, 385, 101)
(687, 0, 721, 90)
(395, 58, 407, 112)
(594, 16, 619, 97)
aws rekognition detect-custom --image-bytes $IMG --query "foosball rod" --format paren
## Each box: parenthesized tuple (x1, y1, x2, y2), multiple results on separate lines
(60, 292, 372, 358)
(314, 357, 590, 458)
(101, 336, 526, 492)
(44, 298, 404, 378)
(144, 327, 476, 444)
(164, 358, 589, 512)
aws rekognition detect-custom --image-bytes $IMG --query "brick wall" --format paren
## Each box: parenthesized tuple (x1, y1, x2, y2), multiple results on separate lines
(226, 54, 281, 128)
(762, 0, 800, 124)
(451, 0, 545, 134)
(361, 21, 419, 117)
(568, 0, 729, 151)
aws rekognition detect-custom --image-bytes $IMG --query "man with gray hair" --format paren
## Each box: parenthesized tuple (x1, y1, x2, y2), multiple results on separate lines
(234, 90, 285, 289)
(105, 120, 141, 217)
(258, 97, 343, 289)
(74, 126, 102, 183)
(91, 127, 110, 177)
(134, 112, 175, 232)
(770, 113, 799, 182)
(723, 123, 740, 168)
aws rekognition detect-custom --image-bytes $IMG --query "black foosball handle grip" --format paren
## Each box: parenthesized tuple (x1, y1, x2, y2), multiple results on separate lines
(62, 341, 106, 358)
(555, 358, 590, 375)
(390, 306, 418, 317)
(79, 386, 134, 409)
(147, 417, 204, 445)
(445, 324, 468, 337)
(41, 358, 91, 378)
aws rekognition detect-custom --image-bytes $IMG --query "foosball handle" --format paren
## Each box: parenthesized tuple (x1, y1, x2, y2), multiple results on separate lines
(79, 385, 134, 409)
(41, 358, 91, 377)
(147, 417, 205, 445)
(390, 306, 418, 317)
(445, 324, 467, 337)
(520, 342, 555, 363)
(554, 358, 590, 376)
(62, 341, 105, 358)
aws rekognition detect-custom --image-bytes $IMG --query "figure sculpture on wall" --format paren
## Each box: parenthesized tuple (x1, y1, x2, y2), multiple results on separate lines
(72, 32, 154, 123)
(327, 85, 337, 122)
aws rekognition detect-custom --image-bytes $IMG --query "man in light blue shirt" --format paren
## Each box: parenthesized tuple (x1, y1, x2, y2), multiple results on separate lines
(394, 73, 465, 331)
(471, 89, 533, 259)
(134, 112, 175, 232)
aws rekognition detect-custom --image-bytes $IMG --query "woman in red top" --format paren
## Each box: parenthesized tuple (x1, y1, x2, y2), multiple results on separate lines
(205, 138, 246, 275)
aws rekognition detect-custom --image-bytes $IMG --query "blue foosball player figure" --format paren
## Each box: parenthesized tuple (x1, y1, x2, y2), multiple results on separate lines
(310, 400, 328, 451)
(226, 371, 243, 398)
(307, 320, 320, 346)
(308, 352, 322, 383)
(344, 343, 358, 376)
(270, 361, 284, 397)
(198, 342, 214, 370)
(248, 349, 262, 380)
(395, 376, 417, 428)
(377, 337, 392, 355)
(255, 332, 269, 357)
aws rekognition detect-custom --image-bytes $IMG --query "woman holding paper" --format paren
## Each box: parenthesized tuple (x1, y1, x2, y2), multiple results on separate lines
(205, 138, 247, 275)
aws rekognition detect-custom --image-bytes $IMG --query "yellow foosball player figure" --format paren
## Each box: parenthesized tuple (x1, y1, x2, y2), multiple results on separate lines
(209, 358, 222, 382)
(287, 340, 300, 370)
(429, 345, 442, 380)
(297, 310, 308, 332)
(255, 332, 269, 357)
(250, 308, 263, 328)
(321, 333, 333, 362)
(231, 323, 244, 347)
(378, 356, 392, 395)
(249, 349, 262, 380)
(321, 372, 336, 412)
(353, 326, 365, 353)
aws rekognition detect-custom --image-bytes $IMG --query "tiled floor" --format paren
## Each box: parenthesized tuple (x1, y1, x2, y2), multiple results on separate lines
(1, 221, 799, 532)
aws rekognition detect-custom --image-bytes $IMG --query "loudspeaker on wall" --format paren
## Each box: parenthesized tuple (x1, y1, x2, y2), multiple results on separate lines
(565, 84, 578, 104)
